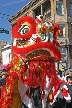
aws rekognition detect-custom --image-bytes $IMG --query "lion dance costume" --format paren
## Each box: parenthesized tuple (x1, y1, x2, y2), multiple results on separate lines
(0, 15, 63, 108)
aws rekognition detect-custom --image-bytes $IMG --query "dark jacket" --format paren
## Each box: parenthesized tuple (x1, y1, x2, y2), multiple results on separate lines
(0, 78, 6, 88)
(0, 78, 6, 97)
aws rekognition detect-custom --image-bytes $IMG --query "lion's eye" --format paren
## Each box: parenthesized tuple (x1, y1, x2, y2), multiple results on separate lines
(23, 28, 29, 34)
(45, 21, 52, 28)
(41, 32, 53, 42)
(18, 25, 30, 35)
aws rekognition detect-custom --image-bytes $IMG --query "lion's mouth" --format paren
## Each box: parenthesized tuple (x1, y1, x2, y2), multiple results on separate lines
(13, 37, 61, 62)
(13, 39, 56, 61)
(24, 49, 56, 63)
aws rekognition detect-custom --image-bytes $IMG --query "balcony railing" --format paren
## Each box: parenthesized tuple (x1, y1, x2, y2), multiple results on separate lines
(57, 38, 72, 46)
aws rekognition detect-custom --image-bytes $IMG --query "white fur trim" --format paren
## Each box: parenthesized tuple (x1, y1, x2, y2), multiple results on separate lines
(42, 99, 46, 108)
(62, 85, 68, 90)
(42, 76, 51, 107)
(64, 95, 71, 103)
(45, 76, 50, 88)
(23, 94, 32, 108)
(50, 82, 64, 105)
(13, 38, 17, 46)
(62, 85, 71, 102)
(18, 80, 32, 108)
(36, 15, 43, 21)
(18, 80, 29, 99)
(62, 76, 67, 82)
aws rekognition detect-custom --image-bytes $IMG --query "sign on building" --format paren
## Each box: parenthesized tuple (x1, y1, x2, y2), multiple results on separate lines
(0, 28, 9, 34)
(58, 62, 68, 70)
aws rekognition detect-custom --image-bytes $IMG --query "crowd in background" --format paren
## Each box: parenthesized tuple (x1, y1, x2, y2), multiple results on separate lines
(48, 69, 72, 108)
(0, 69, 7, 97)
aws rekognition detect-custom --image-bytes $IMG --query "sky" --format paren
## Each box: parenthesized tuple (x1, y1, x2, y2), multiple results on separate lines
(0, 0, 30, 44)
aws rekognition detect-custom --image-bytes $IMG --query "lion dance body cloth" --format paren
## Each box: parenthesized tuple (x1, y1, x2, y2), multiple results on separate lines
(0, 15, 63, 108)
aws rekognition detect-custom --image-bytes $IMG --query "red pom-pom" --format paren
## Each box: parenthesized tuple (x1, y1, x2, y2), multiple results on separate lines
(41, 27, 46, 32)
(53, 24, 62, 38)
(36, 37, 41, 43)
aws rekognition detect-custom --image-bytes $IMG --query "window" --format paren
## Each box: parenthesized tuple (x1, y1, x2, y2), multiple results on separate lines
(34, 6, 41, 18)
(59, 24, 65, 38)
(56, 1, 64, 15)
(43, 10, 51, 20)
(70, 59, 72, 68)
(61, 54, 68, 62)
(43, 1, 51, 20)
(69, 2, 72, 16)
(60, 47, 67, 54)
(60, 47, 68, 63)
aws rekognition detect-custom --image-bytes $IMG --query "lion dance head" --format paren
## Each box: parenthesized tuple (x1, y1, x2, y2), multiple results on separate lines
(12, 15, 62, 88)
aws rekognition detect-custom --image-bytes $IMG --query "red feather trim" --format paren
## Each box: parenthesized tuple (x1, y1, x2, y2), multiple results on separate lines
(53, 40, 60, 47)
(12, 16, 36, 39)
(53, 24, 63, 39)
(12, 42, 61, 61)
(62, 88, 68, 97)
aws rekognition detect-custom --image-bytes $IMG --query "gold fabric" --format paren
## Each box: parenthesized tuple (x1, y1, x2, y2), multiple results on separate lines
(9, 77, 22, 108)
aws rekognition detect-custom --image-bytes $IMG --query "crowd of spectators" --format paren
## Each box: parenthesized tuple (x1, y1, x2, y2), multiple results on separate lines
(48, 69, 72, 108)
(0, 69, 7, 97)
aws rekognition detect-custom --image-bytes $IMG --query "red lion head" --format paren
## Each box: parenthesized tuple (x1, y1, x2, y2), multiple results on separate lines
(12, 15, 62, 62)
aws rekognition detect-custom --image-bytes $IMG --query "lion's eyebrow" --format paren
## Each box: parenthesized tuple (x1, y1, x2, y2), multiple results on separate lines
(18, 25, 25, 32)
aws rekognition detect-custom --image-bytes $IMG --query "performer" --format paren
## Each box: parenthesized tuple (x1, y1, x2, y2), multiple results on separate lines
(0, 15, 62, 108)
(48, 73, 71, 108)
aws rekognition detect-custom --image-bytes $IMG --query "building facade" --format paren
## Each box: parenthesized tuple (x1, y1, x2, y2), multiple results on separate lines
(0, 40, 7, 64)
(8, 0, 72, 70)
(1, 44, 11, 65)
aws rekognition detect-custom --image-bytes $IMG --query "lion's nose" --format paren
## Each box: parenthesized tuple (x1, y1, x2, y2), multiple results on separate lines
(36, 37, 41, 43)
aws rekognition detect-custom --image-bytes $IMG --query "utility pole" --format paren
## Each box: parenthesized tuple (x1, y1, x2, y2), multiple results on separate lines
(41, 4, 43, 15)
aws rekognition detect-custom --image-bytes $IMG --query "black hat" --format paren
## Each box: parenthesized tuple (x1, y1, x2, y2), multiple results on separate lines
(66, 76, 72, 81)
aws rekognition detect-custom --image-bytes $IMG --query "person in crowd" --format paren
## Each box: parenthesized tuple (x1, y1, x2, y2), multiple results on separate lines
(63, 69, 72, 82)
(58, 70, 62, 77)
(0, 72, 8, 97)
(61, 68, 65, 77)
(0, 73, 6, 85)
(0, 73, 1, 78)
(65, 76, 72, 108)
(68, 71, 72, 76)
